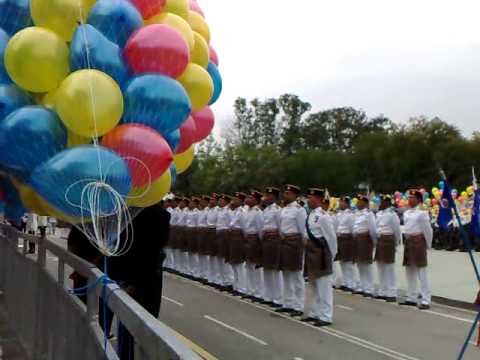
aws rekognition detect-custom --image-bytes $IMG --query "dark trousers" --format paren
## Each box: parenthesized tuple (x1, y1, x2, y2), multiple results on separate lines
(117, 274, 163, 360)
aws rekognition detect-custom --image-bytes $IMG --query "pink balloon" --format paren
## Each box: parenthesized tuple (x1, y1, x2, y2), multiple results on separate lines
(102, 124, 173, 187)
(192, 106, 214, 142)
(209, 45, 219, 66)
(177, 116, 197, 154)
(124, 24, 190, 78)
(189, 0, 205, 17)
(130, 0, 166, 19)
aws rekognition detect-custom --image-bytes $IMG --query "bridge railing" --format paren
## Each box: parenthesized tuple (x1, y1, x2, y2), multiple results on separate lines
(0, 224, 201, 360)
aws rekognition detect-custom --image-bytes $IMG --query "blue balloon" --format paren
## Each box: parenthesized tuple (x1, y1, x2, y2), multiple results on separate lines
(88, 0, 143, 48)
(0, 28, 11, 84)
(30, 145, 132, 218)
(207, 61, 222, 105)
(164, 130, 180, 153)
(71, 24, 130, 87)
(123, 74, 192, 134)
(0, 0, 32, 35)
(0, 176, 25, 224)
(170, 164, 177, 189)
(0, 106, 67, 177)
(0, 84, 32, 122)
(438, 181, 445, 190)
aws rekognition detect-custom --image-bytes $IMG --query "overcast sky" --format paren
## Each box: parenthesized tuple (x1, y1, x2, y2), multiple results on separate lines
(200, 0, 480, 136)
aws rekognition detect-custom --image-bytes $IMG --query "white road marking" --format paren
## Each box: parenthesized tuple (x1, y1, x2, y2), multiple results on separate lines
(432, 302, 477, 315)
(293, 357, 304, 360)
(204, 315, 268, 346)
(162, 296, 184, 307)
(336, 305, 354, 311)
(422, 310, 474, 324)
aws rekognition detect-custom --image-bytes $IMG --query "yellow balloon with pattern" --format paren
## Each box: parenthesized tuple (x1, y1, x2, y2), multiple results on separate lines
(127, 170, 172, 208)
(5, 27, 70, 93)
(165, 0, 190, 20)
(190, 31, 209, 68)
(56, 69, 124, 137)
(177, 63, 213, 111)
(174, 146, 194, 174)
(30, 0, 96, 42)
(187, 10, 210, 44)
(146, 12, 194, 50)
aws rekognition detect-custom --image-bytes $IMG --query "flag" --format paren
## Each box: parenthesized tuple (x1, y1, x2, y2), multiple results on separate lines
(437, 180, 454, 230)
(471, 189, 480, 237)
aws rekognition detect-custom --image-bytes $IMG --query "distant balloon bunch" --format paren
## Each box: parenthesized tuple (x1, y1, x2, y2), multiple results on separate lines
(0, 0, 221, 225)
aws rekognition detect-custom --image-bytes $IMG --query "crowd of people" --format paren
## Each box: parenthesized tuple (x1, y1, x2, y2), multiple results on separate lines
(163, 186, 439, 327)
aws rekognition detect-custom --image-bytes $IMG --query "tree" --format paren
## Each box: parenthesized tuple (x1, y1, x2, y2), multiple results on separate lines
(278, 94, 311, 155)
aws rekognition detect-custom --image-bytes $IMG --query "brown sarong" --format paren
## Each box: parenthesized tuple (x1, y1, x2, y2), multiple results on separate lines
(198, 228, 209, 255)
(187, 227, 198, 253)
(245, 233, 262, 266)
(229, 229, 246, 265)
(205, 228, 217, 256)
(216, 229, 230, 262)
(306, 239, 333, 280)
(280, 233, 305, 272)
(403, 234, 427, 267)
(169, 226, 178, 249)
(353, 232, 374, 264)
(336, 233, 355, 262)
(178, 226, 188, 252)
(262, 230, 281, 270)
(375, 234, 396, 264)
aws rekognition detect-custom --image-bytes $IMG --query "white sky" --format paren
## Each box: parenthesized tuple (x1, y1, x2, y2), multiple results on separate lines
(200, 0, 480, 136)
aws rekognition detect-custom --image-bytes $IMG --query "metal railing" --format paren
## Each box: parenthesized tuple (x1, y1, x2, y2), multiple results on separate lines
(0, 224, 201, 360)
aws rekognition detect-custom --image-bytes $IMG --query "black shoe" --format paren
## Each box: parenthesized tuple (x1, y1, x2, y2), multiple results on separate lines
(270, 303, 282, 308)
(339, 286, 351, 292)
(251, 297, 263, 303)
(374, 295, 387, 300)
(398, 301, 417, 307)
(363, 293, 373, 298)
(352, 290, 364, 295)
(314, 320, 332, 327)
(275, 307, 293, 313)
(290, 310, 303, 317)
(260, 300, 273, 305)
(241, 294, 252, 299)
(385, 297, 397, 303)
(301, 317, 317, 323)
(418, 304, 430, 310)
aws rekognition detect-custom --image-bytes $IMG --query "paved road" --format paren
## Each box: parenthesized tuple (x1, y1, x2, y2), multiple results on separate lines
(159, 273, 479, 360)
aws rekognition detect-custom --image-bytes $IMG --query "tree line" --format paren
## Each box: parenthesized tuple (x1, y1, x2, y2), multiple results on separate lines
(176, 94, 480, 196)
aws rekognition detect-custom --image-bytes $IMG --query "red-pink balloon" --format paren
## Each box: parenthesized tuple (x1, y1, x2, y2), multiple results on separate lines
(189, 0, 205, 17)
(102, 124, 173, 187)
(192, 106, 214, 142)
(124, 24, 190, 78)
(177, 116, 197, 154)
(209, 45, 219, 66)
(130, 0, 166, 19)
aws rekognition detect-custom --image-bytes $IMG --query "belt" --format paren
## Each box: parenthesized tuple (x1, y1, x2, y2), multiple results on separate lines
(379, 232, 393, 236)
(405, 233, 422, 237)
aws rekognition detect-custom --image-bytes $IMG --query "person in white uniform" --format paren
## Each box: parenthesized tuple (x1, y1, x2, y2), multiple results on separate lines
(261, 187, 283, 308)
(375, 195, 402, 302)
(229, 194, 248, 295)
(303, 188, 337, 327)
(26, 212, 38, 253)
(164, 197, 178, 270)
(205, 194, 220, 285)
(185, 199, 199, 277)
(176, 198, 189, 275)
(399, 189, 433, 310)
(242, 190, 264, 301)
(216, 194, 234, 289)
(197, 196, 210, 281)
(352, 195, 377, 297)
(276, 184, 307, 317)
(335, 197, 356, 292)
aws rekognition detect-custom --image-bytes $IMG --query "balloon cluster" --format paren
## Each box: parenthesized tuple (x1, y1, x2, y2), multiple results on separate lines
(0, 0, 221, 232)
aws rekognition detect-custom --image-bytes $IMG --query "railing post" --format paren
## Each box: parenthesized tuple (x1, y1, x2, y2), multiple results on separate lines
(58, 259, 65, 287)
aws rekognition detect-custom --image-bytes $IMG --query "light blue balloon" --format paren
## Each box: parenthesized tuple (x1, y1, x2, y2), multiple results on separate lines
(0, 84, 32, 122)
(71, 24, 130, 87)
(0, 106, 67, 177)
(88, 0, 143, 48)
(30, 145, 132, 218)
(122, 74, 192, 134)
(164, 130, 180, 153)
(0, 28, 11, 84)
(207, 61, 222, 105)
(0, 0, 32, 35)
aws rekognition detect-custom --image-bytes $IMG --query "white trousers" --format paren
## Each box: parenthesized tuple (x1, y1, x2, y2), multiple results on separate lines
(263, 269, 283, 304)
(282, 270, 305, 311)
(245, 262, 263, 298)
(376, 262, 397, 297)
(304, 275, 334, 323)
(189, 253, 200, 277)
(357, 263, 374, 294)
(208, 256, 221, 284)
(405, 266, 431, 305)
(232, 263, 247, 293)
(339, 262, 356, 289)
(164, 248, 174, 269)
(220, 260, 234, 286)
(198, 255, 209, 279)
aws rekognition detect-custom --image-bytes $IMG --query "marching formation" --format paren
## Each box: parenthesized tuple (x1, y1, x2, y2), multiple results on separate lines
(164, 186, 433, 327)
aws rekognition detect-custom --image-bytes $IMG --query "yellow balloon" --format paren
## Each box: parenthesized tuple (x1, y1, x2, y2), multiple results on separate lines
(165, 0, 190, 20)
(5, 27, 70, 93)
(67, 131, 91, 148)
(174, 146, 194, 174)
(127, 170, 172, 208)
(12, 179, 49, 215)
(187, 10, 210, 44)
(190, 31, 209, 68)
(146, 12, 194, 51)
(30, 0, 95, 42)
(56, 69, 124, 137)
(177, 63, 213, 111)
